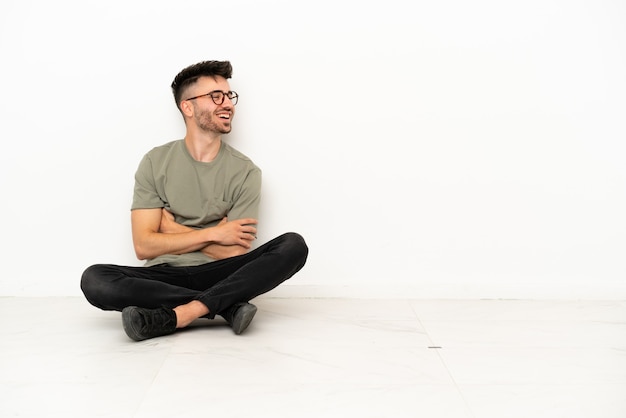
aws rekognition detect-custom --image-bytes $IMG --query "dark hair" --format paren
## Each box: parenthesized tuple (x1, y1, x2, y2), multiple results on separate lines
(171, 60, 233, 111)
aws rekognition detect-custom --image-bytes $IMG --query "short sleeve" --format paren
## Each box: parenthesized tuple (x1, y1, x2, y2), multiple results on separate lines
(131, 154, 166, 210)
(227, 166, 262, 221)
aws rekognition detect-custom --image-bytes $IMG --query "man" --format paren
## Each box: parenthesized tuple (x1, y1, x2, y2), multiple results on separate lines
(81, 60, 308, 341)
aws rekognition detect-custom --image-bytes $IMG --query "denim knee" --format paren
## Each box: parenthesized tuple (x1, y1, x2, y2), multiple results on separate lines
(80, 264, 110, 309)
(282, 232, 309, 265)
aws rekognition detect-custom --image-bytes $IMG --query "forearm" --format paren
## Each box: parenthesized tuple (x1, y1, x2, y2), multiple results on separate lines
(132, 209, 257, 260)
(134, 228, 215, 260)
(201, 243, 249, 260)
(161, 221, 249, 260)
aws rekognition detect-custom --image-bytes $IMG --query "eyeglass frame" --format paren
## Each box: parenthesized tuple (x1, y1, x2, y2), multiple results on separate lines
(184, 90, 239, 105)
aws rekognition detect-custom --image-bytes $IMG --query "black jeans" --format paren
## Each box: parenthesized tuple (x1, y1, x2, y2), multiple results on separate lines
(80, 232, 308, 317)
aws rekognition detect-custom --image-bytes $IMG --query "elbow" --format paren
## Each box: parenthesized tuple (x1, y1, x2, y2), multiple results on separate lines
(132, 235, 160, 260)
(133, 244, 151, 261)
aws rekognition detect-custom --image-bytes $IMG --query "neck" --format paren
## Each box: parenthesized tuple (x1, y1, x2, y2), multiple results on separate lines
(184, 133, 222, 162)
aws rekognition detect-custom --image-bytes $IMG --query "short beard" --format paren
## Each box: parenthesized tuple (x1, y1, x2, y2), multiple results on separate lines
(195, 107, 231, 134)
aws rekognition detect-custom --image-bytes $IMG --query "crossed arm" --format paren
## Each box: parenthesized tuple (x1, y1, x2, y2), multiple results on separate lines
(131, 208, 258, 261)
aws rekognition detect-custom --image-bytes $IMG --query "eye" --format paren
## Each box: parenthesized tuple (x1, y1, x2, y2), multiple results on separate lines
(210, 92, 225, 101)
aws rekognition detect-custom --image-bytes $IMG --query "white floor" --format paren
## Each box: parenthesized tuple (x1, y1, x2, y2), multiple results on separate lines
(1, 296, 625, 418)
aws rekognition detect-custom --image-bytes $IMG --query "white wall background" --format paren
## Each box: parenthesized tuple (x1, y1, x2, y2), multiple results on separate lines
(1, 0, 624, 299)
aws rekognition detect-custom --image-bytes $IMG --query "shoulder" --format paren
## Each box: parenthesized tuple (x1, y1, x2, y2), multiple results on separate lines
(222, 142, 251, 161)
(144, 139, 183, 159)
(138, 140, 186, 170)
(221, 142, 260, 170)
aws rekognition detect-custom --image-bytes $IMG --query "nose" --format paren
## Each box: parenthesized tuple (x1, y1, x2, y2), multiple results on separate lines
(220, 102, 234, 112)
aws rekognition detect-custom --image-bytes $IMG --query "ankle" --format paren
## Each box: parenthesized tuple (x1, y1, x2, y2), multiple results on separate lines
(173, 300, 209, 328)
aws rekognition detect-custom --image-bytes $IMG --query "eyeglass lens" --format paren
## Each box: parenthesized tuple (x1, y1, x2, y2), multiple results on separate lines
(211, 91, 238, 105)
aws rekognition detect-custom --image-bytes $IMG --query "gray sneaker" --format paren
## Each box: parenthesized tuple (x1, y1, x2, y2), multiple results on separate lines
(122, 306, 177, 341)
(221, 303, 257, 335)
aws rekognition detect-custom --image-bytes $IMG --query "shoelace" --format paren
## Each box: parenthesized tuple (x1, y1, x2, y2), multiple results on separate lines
(141, 308, 175, 333)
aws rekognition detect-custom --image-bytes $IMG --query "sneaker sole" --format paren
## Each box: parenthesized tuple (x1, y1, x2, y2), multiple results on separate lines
(232, 304, 257, 335)
(122, 306, 144, 341)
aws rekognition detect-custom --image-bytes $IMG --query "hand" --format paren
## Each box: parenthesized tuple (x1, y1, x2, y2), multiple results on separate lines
(212, 217, 258, 248)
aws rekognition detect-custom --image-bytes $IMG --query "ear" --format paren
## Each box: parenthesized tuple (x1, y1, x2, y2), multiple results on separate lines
(180, 100, 194, 118)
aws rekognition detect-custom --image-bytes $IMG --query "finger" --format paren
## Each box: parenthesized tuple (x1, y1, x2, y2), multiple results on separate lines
(241, 233, 256, 241)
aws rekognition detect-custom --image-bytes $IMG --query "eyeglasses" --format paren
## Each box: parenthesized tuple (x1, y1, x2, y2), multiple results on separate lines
(185, 90, 239, 106)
